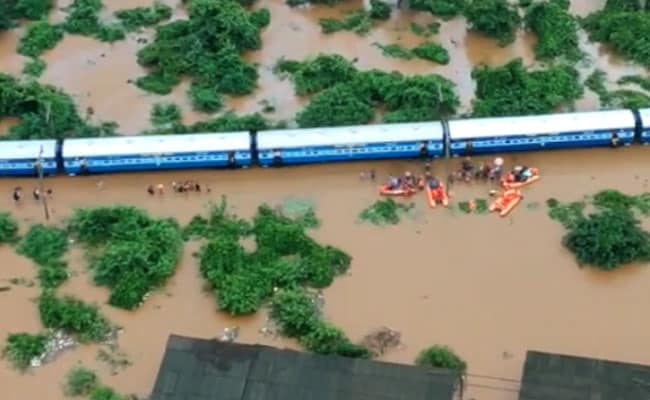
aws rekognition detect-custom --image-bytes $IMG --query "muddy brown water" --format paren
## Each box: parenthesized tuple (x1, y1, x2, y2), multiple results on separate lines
(1, 148, 650, 400)
(0, 0, 648, 134)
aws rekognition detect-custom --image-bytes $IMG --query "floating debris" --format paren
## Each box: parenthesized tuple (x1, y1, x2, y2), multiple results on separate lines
(218, 327, 240, 342)
(31, 331, 77, 367)
(97, 348, 132, 375)
(360, 327, 402, 356)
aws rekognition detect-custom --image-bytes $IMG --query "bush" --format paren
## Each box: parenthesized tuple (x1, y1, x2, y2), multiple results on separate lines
(68, 207, 183, 310)
(64, 366, 99, 396)
(0, 73, 117, 139)
(320, 10, 372, 35)
(17, 225, 68, 266)
(465, 0, 521, 46)
(409, 0, 465, 19)
(2, 333, 48, 371)
(23, 58, 47, 77)
(548, 190, 650, 270)
(370, 0, 391, 20)
(13, 0, 53, 21)
(585, 70, 612, 107)
(89, 386, 123, 400)
(114, 3, 173, 31)
(360, 198, 414, 225)
(270, 289, 320, 337)
(135, 0, 268, 104)
(0, 212, 19, 244)
(150, 102, 182, 125)
(188, 83, 223, 113)
(300, 321, 372, 358)
(582, 2, 650, 66)
(276, 54, 357, 96)
(415, 345, 467, 376)
(373, 43, 414, 60)
(38, 292, 111, 342)
(524, 0, 581, 61)
(18, 21, 64, 58)
(296, 84, 375, 127)
(412, 42, 450, 64)
(37, 260, 69, 289)
(471, 58, 583, 117)
(63, 0, 125, 42)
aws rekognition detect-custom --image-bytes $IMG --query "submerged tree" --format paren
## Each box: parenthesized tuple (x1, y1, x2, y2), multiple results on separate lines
(465, 0, 521, 46)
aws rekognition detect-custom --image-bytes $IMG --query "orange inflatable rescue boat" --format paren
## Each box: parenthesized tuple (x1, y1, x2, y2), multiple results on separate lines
(501, 167, 541, 190)
(425, 181, 449, 208)
(379, 184, 416, 197)
(489, 189, 522, 217)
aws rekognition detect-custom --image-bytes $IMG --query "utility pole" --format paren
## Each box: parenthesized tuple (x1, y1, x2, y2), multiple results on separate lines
(36, 146, 50, 221)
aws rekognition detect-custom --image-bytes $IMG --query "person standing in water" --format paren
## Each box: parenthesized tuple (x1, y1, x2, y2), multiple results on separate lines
(12, 187, 22, 203)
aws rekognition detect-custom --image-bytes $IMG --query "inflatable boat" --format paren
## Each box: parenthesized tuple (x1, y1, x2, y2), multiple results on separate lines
(379, 184, 417, 197)
(489, 189, 522, 217)
(501, 167, 540, 190)
(425, 182, 449, 208)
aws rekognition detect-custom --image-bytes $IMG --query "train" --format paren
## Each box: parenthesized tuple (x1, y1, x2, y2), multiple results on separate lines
(1, 108, 649, 178)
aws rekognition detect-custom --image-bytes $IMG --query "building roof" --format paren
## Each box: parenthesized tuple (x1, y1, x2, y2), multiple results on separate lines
(257, 122, 444, 150)
(150, 335, 457, 400)
(519, 351, 650, 400)
(448, 110, 636, 140)
(62, 132, 250, 158)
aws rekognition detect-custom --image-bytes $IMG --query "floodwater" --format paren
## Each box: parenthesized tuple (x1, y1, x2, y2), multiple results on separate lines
(2, 147, 650, 400)
(1, 0, 648, 134)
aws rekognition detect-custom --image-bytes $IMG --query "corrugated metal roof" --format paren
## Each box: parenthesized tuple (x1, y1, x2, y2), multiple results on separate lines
(519, 351, 650, 400)
(257, 122, 444, 150)
(448, 110, 636, 140)
(150, 335, 457, 400)
(62, 132, 250, 158)
(639, 108, 650, 128)
(0, 140, 57, 160)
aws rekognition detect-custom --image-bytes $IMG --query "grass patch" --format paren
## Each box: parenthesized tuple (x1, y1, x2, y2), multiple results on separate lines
(524, 0, 582, 62)
(2, 333, 48, 371)
(67, 206, 184, 310)
(320, 10, 372, 35)
(115, 3, 173, 32)
(17, 225, 68, 266)
(64, 366, 99, 396)
(18, 21, 64, 58)
(410, 22, 440, 37)
(0, 73, 117, 139)
(547, 190, 650, 270)
(0, 212, 19, 244)
(372, 43, 414, 60)
(465, 0, 521, 46)
(38, 292, 111, 342)
(23, 58, 47, 77)
(585, 69, 613, 107)
(359, 198, 414, 225)
(618, 75, 650, 92)
(472, 58, 583, 117)
(150, 102, 182, 126)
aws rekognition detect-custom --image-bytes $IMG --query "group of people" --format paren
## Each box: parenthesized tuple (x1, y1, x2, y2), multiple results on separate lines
(12, 187, 53, 202)
(386, 162, 442, 191)
(455, 156, 535, 185)
(146, 180, 210, 195)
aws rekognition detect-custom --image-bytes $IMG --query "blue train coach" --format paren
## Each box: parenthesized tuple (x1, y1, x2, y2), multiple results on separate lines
(62, 132, 252, 175)
(255, 122, 445, 167)
(447, 110, 637, 157)
(0, 140, 58, 177)
(640, 108, 650, 144)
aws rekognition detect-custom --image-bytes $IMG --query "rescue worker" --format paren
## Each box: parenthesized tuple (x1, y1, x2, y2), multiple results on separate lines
(387, 176, 401, 190)
(490, 157, 504, 181)
(404, 171, 417, 188)
(461, 157, 473, 181)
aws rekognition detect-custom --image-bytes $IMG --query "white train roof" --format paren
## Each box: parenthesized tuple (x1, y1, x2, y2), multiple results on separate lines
(63, 132, 250, 158)
(639, 108, 650, 127)
(257, 122, 444, 150)
(0, 140, 57, 160)
(448, 110, 636, 140)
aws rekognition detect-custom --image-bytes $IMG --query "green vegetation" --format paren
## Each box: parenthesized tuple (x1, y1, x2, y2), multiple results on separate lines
(456, 199, 489, 214)
(135, 0, 269, 108)
(64, 366, 99, 396)
(23, 58, 47, 77)
(409, 0, 466, 20)
(67, 206, 184, 310)
(585, 70, 612, 106)
(373, 43, 414, 60)
(37, 260, 69, 290)
(63, 0, 125, 42)
(18, 21, 64, 58)
(271, 289, 371, 358)
(277, 54, 459, 127)
(416, 345, 467, 377)
(547, 190, 650, 270)
(0, 73, 117, 139)
(2, 333, 48, 371)
(412, 42, 450, 64)
(524, 0, 581, 62)
(465, 0, 521, 46)
(582, 0, 650, 67)
(471, 58, 583, 117)
(0, 212, 19, 244)
(370, 0, 392, 20)
(618, 75, 650, 92)
(17, 225, 68, 266)
(585, 70, 650, 109)
(0, 0, 53, 32)
(359, 198, 414, 225)
(150, 103, 182, 126)
(39, 292, 111, 342)
(89, 386, 124, 400)
(320, 11, 372, 35)
(143, 112, 269, 135)
(410, 22, 440, 37)
(115, 3, 173, 31)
